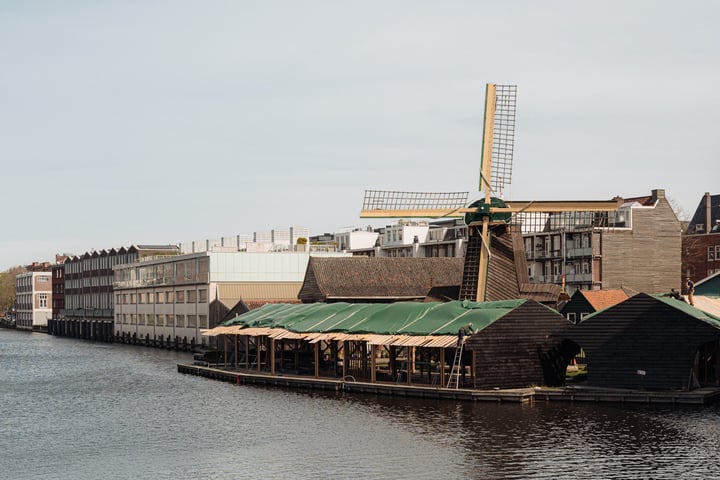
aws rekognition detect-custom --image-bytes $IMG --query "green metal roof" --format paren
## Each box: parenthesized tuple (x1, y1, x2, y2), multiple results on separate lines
(222, 299, 528, 336)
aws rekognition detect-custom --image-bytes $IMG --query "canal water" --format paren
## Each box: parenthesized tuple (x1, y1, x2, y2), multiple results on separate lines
(2, 329, 719, 480)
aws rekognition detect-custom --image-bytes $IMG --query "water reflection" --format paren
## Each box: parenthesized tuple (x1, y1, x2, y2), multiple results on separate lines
(2, 329, 719, 480)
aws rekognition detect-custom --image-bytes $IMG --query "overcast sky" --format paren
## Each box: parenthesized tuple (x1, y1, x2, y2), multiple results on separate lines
(2, 1, 718, 270)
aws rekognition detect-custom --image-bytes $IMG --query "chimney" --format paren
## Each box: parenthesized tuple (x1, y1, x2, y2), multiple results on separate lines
(706, 192, 712, 234)
(651, 189, 665, 203)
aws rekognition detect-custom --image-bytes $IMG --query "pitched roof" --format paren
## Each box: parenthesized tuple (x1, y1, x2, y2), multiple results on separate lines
(578, 289, 629, 311)
(222, 299, 527, 336)
(298, 256, 464, 302)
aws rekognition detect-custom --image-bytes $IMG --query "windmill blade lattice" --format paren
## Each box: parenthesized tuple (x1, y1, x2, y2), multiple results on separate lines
(487, 84, 517, 199)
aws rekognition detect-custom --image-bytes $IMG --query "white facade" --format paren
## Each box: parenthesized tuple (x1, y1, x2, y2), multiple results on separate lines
(113, 251, 350, 345)
(15, 271, 53, 330)
(180, 226, 311, 254)
(335, 227, 379, 251)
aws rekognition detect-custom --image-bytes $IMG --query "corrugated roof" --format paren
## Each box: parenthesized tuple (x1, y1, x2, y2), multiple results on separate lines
(218, 299, 526, 337)
(217, 282, 301, 301)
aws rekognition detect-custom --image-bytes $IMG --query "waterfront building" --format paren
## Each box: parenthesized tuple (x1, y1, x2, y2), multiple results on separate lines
(15, 263, 53, 331)
(113, 250, 351, 346)
(568, 293, 720, 390)
(179, 226, 311, 254)
(51, 256, 68, 323)
(60, 245, 180, 341)
(203, 298, 573, 391)
(682, 192, 720, 282)
(522, 189, 682, 294)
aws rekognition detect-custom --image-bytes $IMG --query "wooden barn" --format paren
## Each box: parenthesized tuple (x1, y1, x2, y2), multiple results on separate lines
(567, 293, 720, 390)
(297, 256, 464, 303)
(559, 288, 629, 323)
(204, 298, 574, 390)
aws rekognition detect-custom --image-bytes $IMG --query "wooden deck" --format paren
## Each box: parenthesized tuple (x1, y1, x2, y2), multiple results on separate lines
(178, 364, 720, 405)
(177, 363, 535, 403)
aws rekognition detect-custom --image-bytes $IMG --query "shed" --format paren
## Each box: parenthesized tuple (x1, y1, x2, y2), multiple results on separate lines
(560, 289, 629, 323)
(297, 256, 464, 303)
(567, 293, 720, 390)
(463, 299, 575, 389)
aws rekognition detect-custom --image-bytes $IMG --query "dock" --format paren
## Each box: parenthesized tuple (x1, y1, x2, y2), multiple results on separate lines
(178, 363, 720, 405)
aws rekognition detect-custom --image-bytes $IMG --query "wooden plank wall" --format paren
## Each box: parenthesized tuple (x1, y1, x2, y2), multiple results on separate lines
(602, 193, 682, 293)
(569, 293, 720, 390)
(465, 300, 574, 389)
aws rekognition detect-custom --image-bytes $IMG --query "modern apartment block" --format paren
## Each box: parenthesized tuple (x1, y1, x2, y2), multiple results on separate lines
(57, 245, 180, 341)
(340, 219, 467, 258)
(15, 264, 53, 331)
(112, 250, 351, 346)
(682, 192, 720, 282)
(522, 189, 682, 293)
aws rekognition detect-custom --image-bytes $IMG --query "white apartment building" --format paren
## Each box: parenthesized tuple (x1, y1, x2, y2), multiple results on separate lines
(15, 270, 53, 331)
(112, 250, 350, 345)
(342, 219, 467, 258)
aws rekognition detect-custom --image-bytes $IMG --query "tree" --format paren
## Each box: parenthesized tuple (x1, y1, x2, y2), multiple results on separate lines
(0, 266, 26, 313)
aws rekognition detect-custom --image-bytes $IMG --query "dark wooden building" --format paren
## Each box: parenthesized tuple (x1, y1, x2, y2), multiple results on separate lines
(464, 300, 575, 389)
(560, 288, 629, 323)
(567, 293, 720, 390)
(298, 256, 464, 303)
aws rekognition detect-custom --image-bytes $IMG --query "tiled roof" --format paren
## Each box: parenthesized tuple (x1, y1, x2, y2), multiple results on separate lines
(580, 289, 629, 311)
(299, 256, 464, 301)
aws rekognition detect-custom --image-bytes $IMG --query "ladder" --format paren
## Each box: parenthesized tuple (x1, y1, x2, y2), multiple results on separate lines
(447, 342, 464, 389)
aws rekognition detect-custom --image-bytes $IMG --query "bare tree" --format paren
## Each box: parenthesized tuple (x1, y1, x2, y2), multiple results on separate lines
(0, 266, 26, 313)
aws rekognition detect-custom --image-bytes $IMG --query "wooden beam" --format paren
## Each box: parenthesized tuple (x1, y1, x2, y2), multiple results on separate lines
(360, 208, 474, 218)
(314, 342, 319, 378)
(495, 199, 622, 213)
(270, 338, 276, 375)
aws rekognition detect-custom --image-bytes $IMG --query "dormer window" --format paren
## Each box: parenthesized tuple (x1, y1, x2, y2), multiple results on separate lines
(696, 224, 705, 233)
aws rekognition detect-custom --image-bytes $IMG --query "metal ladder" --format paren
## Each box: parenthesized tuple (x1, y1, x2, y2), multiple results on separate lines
(447, 343, 464, 389)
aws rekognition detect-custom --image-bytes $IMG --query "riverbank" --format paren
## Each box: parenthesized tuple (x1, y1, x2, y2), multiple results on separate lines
(178, 363, 720, 406)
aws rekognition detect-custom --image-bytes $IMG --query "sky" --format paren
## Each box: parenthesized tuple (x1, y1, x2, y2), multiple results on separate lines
(2, 0, 718, 271)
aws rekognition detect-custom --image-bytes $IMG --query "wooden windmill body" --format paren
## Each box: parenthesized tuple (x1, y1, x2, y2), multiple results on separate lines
(361, 84, 621, 302)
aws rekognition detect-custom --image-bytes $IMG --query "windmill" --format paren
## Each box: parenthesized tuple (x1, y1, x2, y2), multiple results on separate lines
(360, 84, 622, 302)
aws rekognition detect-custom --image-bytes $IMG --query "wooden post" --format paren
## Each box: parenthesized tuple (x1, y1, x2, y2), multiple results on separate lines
(314, 342, 319, 378)
(370, 344, 376, 383)
(223, 335, 227, 367)
(234, 335, 239, 369)
(440, 347, 445, 388)
(271, 338, 276, 375)
(342, 341, 348, 378)
(244, 336, 249, 370)
(257, 336, 262, 372)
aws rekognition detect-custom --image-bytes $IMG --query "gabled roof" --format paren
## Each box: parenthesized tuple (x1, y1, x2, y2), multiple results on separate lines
(582, 293, 720, 328)
(695, 271, 720, 297)
(688, 193, 720, 232)
(298, 256, 464, 301)
(221, 299, 527, 336)
(576, 289, 629, 311)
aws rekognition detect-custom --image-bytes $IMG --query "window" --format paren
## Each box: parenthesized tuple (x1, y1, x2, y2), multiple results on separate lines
(198, 289, 207, 303)
(187, 290, 197, 303)
(38, 275, 49, 282)
(147, 314, 155, 326)
(131, 314, 137, 325)
(166, 314, 175, 327)
(567, 313, 576, 322)
(187, 315, 197, 328)
(116, 294, 123, 305)
(176, 291, 185, 303)
(139, 293, 146, 304)
(199, 314, 208, 328)
(176, 314, 185, 328)
(38, 293, 48, 309)
(167, 291, 174, 303)
(156, 292, 165, 304)
(130, 293, 137, 304)
(710, 247, 716, 261)
(156, 314, 164, 326)
(139, 314, 146, 325)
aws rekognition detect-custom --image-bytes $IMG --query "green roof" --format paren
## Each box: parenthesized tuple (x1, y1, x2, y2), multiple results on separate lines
(222, 299, 528, 336)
